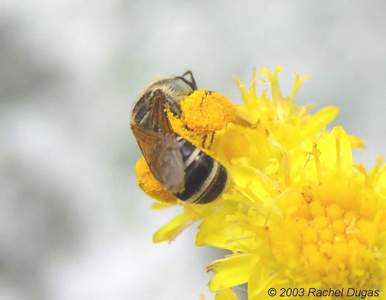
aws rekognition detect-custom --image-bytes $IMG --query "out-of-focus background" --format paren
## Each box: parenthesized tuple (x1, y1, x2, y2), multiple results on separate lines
(1, 1, 385, 299)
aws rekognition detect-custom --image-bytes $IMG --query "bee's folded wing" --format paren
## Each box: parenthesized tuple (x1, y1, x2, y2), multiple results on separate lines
(131, 124, 185, 194)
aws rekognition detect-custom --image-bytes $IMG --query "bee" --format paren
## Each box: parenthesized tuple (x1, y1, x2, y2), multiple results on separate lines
(131, 71, 227, 204)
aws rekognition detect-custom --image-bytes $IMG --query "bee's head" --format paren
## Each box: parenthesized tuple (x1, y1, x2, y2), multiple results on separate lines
(132, 71, 197, 125)
(147, 71, 197, 103)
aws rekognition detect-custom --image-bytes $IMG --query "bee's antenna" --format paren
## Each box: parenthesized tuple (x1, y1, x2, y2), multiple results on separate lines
(179, 70, 197, 90)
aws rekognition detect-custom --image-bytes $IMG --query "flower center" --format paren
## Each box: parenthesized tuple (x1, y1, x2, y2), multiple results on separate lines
(292, 196, 381, 287)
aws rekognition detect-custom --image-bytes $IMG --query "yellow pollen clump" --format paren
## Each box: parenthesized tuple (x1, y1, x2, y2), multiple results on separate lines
(135, 157, 176, 203)
(181, 89, 235, 135)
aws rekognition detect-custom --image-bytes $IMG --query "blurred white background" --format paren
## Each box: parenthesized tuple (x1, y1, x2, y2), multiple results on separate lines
(0, 1, 385, 299)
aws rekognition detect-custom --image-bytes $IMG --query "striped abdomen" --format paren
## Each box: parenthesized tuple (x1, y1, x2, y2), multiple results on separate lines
(175, 137, 227, 204)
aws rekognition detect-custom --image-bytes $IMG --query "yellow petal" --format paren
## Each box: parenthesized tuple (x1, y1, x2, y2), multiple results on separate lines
(290, 73, 309, 100)
(236, 78, 256, 105)
(151, 201, 175, 210)
(248, 268, 278, 300)
(211, 123, 273, 169)
(348, 134, 366, 149)
(260, 65, 284, 100)
(196, 211, 250, 251)
(229, 159, 276, 199)
(208, 254, 257, 291)
(316, 126, 353, 173)
(153, 212, 196, 243)
(215, 289, 239, 300)
(301, 106, 339, 137)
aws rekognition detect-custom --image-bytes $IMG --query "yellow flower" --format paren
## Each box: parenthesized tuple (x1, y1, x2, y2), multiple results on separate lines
(133, 66, 384, 300)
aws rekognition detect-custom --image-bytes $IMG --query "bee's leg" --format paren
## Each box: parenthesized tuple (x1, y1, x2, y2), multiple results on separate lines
(202, 134, 208, 148)
(207, 132, 215, 149)
(202, 132, 215, 149)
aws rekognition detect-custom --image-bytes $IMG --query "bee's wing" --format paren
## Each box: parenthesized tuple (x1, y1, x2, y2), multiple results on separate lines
(131, 124, 185, 194)
(153, 133, 186, 193)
